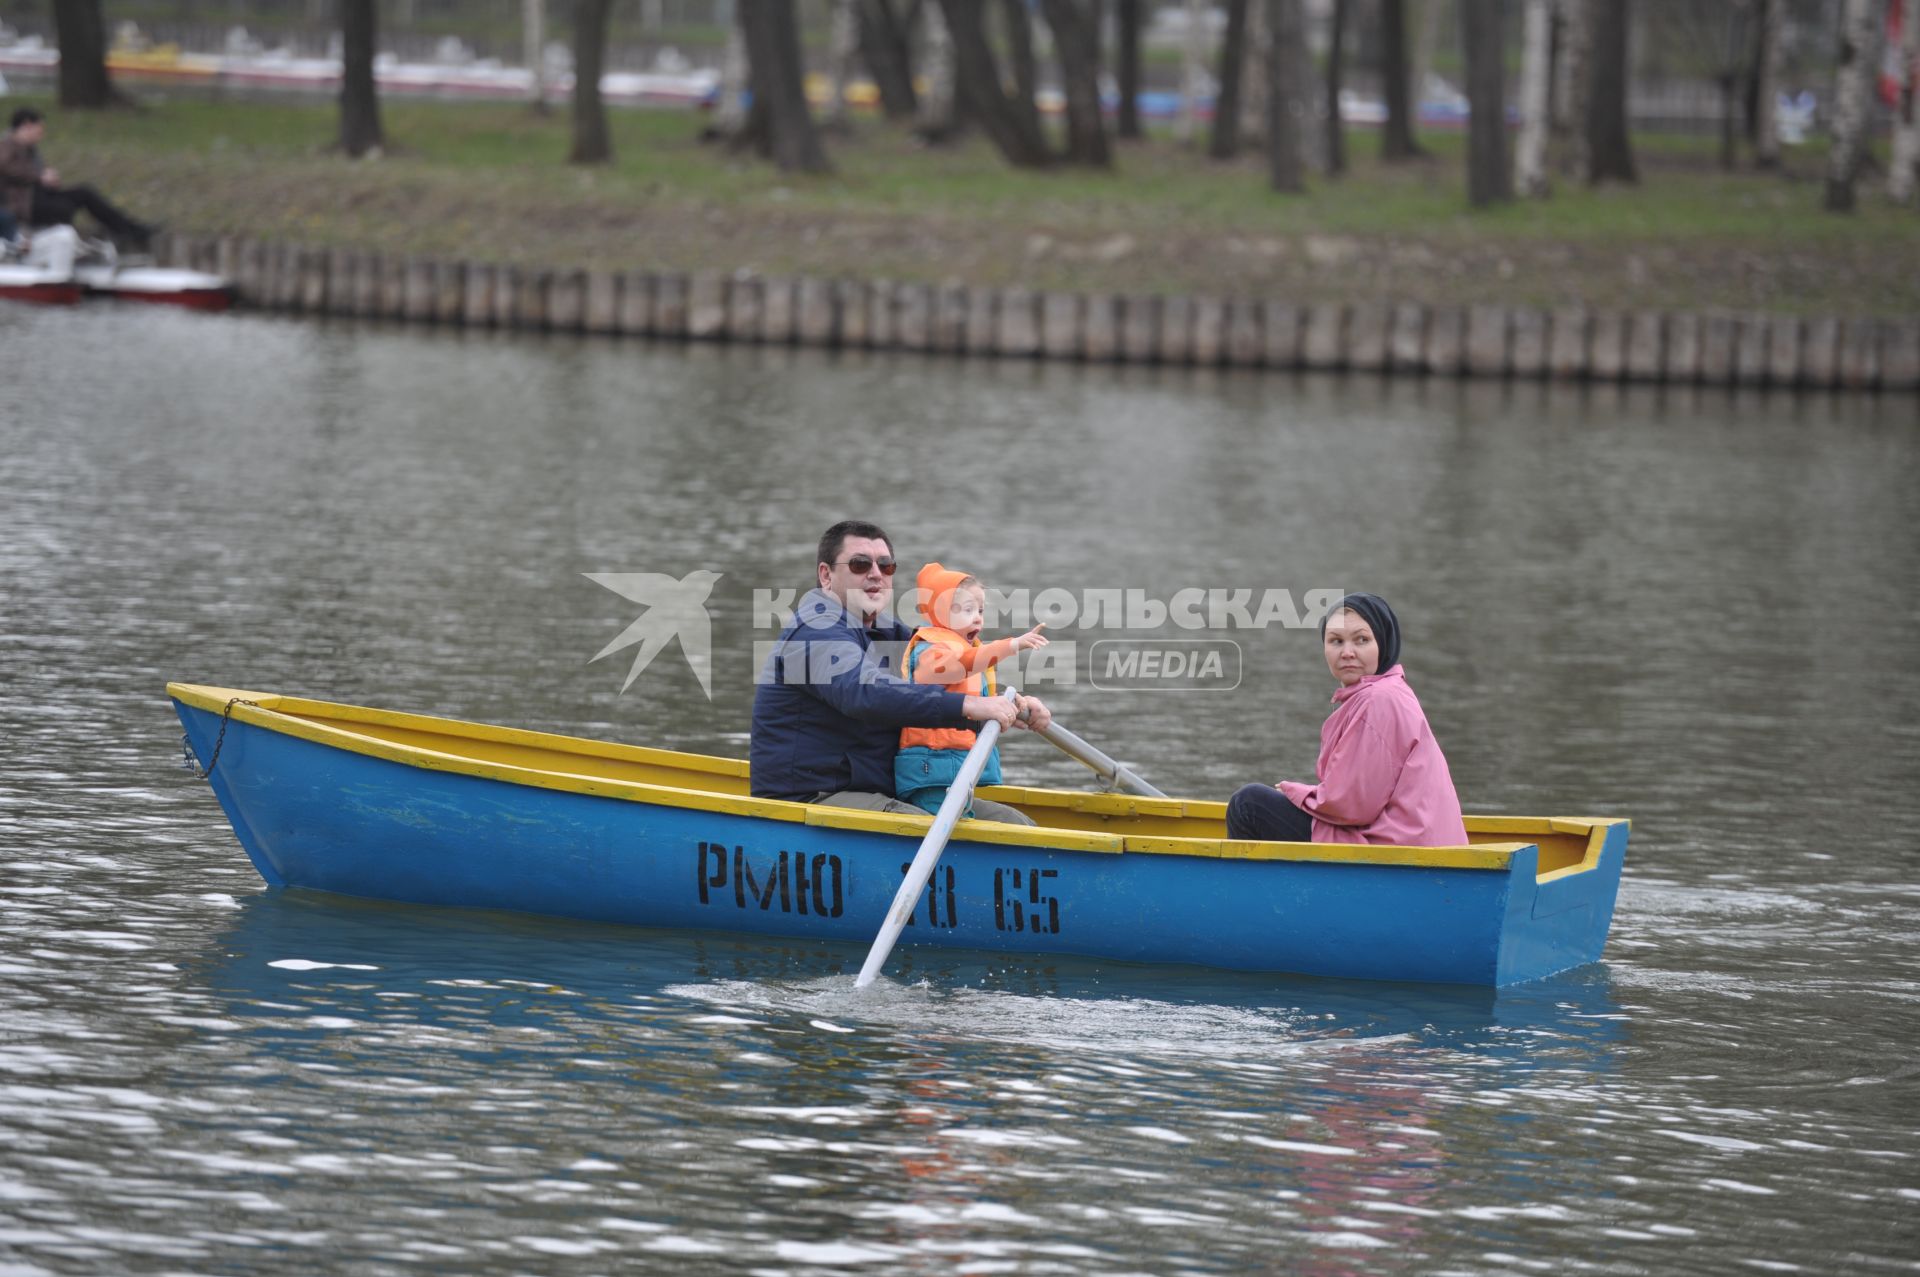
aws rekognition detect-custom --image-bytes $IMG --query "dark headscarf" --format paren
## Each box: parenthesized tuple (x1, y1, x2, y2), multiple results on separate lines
(1319, 592, 1401, 675)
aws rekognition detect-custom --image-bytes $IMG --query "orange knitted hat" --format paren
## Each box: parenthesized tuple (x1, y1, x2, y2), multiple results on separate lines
(914, 562, 975, 627)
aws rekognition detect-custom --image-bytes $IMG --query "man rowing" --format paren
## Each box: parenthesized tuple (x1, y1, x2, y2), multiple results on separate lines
(749, 519, 1052, 825)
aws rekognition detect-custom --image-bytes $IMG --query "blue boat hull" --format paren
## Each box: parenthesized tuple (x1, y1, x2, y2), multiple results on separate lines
(173, 690, 1627, 987)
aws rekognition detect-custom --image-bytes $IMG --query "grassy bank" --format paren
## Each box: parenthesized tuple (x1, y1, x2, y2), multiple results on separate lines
(32, 95, 1920, 316)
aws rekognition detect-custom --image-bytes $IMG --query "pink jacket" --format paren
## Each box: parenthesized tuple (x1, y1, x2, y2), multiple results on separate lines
(1277, 666, 1469, 847)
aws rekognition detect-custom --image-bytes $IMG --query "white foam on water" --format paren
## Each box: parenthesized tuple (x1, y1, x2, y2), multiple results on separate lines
(640, 1235, 725, 1253)
(516, 1236, 613, 1256)
(267, 959, 378, 971)
(1657, 1129, 1767, 1152)
(1240, 1135, 1356, 1156)
(774, 1240, 897, 1264)
(1704, 1178, 1778, 1195)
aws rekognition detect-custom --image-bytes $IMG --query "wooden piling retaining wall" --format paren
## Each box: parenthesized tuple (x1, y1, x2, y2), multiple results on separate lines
(158, 233, 1920, 394)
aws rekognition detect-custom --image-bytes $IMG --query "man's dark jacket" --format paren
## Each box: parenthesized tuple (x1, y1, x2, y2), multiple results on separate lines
(749, 588, 972, 801)
(0, 134, 43, 225)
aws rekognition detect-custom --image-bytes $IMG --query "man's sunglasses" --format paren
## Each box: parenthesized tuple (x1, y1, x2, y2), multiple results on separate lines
(833, 555, 897, 576)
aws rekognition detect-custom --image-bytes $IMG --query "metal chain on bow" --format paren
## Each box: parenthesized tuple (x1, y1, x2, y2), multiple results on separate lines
(179, 697, 259, 779)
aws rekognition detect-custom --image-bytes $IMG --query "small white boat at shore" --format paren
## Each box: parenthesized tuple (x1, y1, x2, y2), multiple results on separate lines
(1, 229, 232, 311)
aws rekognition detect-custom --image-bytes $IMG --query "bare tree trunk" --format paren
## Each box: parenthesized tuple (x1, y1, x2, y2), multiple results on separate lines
(917, 0, 962, 140)
(738, 0, 833, 173)
(1826, 0, 1878, 211)
(1042, 0, 1113, 166)
(524, 0, 548, 114)
(1462, 0, 1512, 206)
(941, 0, 1052, 165)
(1004, 0, 1040, 111)
(827, 0, 858, 130)
(338, 0, 385, 157)
(714, 14, 750, 135)
(1178, 0, 1208, 144)
(1752, 0, 1783, 168)
(1000, 0, 1048, 151)
(52, 0, 120, 108)
(1888, 0, 1919, 201)
(569, 0, 613, 163)
(1585, 0, 1635, 184)
(1552, 0, 1590, 176)
(1324, 0, 1348, 175)
(1516, 0, 1552, 194)
(1380, 0, 1426, 158)
(857, 0, 919, 121)
(1115, 0, 1144, 138)
(1210, 0, 1251, 157)
(1267, 0, 1307, 191)
(1241, 0, 1270, 145)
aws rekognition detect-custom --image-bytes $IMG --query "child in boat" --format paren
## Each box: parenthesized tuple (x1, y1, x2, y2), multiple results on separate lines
(896, 563, 1049, 825)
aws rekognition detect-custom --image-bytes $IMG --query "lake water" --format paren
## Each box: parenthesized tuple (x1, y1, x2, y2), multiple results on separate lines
(3, 303, 1917, 1275)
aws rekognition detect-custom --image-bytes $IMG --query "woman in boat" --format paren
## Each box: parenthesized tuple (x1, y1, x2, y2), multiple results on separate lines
(1226, 593, 1468, 847)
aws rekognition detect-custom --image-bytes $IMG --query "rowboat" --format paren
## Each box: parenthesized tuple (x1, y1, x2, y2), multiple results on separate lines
(169, 683, 1629, 987)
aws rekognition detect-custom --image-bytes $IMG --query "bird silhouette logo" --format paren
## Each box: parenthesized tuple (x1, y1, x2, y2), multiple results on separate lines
(585, 569, 724, 699)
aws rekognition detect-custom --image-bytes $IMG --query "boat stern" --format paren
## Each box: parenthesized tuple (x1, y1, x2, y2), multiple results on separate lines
(1491, 818, 1631, 985)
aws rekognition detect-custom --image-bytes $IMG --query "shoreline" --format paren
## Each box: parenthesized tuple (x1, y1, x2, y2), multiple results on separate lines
(164, 231, 1920, 393)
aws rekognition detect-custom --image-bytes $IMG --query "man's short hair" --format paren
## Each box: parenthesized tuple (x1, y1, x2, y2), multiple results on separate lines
(10, 107, 44, 131)
(817, 520, 892, 569)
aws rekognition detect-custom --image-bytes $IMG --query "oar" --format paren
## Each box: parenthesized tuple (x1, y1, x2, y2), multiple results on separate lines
(855, 687, 1014, 988)
(1032, 719, 1165, 798)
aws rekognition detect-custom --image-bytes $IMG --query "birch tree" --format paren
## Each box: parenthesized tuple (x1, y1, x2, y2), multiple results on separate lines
(1516, 0, 1553, 195)
(826, 0, 858, 131)
(917, 1, 961, 141)
(1552, 0, 1591, 177)
(1825, 0, 1879, 212)
(713, 17, 749, 135)
(1890, 0, 1919, 202)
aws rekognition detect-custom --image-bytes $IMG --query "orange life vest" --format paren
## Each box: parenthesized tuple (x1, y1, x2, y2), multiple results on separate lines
(898, 625, 1006, 752)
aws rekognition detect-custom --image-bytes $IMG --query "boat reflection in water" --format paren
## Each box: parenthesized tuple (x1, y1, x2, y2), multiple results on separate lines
(185, 888, 1626, 1261)
(195, 886, 1625, 1071)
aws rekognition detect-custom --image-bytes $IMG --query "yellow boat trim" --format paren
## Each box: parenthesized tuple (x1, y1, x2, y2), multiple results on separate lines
(167, 683, 1621, 876)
